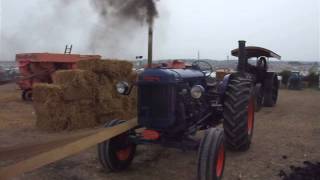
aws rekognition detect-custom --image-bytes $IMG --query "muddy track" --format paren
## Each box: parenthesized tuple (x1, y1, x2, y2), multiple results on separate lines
(0, 83, 319, 180)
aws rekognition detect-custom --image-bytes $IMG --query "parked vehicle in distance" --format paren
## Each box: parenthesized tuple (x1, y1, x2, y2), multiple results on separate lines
(288, 71, 303, 90)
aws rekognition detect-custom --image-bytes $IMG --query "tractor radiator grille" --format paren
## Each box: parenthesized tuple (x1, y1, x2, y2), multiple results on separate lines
(138, 85, 176, 129)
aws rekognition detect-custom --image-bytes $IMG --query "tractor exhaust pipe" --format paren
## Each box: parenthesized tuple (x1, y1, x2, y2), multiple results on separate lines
(147, 23, 153, 68)
(237, 40, 247, 73)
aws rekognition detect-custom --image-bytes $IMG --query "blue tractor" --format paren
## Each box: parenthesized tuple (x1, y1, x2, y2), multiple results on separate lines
(97, 41, 281, 180)
(288, 71, 303, 90)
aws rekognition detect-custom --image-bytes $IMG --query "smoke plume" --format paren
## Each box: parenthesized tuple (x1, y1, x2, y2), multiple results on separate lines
(91, 0, 158, 25)
(88, 0, 159, 57)
(0, 0, 160, 60)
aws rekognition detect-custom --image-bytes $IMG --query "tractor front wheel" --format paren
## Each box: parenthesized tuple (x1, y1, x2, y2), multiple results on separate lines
(97, 120, 136, 172)
(223, 73, 255, 151)
(197, 128, 225, 180)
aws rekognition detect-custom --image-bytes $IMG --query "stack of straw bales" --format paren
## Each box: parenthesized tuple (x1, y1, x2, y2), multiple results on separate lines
(33, 59, 137, 132)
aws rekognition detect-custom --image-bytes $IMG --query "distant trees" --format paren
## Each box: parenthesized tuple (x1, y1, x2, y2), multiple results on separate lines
(304, 72, 319, 88)
(279, 69, 319, 88)
(308, 62, 319, 74)
(306, 64, 319, 88)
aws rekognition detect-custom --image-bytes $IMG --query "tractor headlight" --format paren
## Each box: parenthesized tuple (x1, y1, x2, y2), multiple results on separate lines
(116, 81, 129, 95)
(190, 85, 205, 99)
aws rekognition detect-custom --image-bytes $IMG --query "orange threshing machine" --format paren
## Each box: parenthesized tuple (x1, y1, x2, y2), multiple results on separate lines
(16, 53, 101, 101)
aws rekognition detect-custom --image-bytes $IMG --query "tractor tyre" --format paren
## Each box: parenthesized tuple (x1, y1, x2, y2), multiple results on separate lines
(223, 73, 255, 151)
(22, 89, 33, 101)
(263, 72, 279, 107)
(97, 120, 136, 172)
(254, 84, 263, 112)
(197, 128, 225, 180)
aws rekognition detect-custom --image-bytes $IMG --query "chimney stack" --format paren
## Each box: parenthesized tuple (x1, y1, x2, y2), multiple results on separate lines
(237, 40, 247, 73)
(147, 23, 153, 68)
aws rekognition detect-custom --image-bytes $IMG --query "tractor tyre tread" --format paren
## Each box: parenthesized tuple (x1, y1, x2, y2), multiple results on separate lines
(97, 119, 136, 172)
(263, 72, 279, 107)
(223, 73, 254, 151)
(197, 128, 225, 180)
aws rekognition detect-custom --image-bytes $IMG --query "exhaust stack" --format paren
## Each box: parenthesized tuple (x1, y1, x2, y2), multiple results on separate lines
(237, 40, 247, 73)
(147, 23, 153, 68)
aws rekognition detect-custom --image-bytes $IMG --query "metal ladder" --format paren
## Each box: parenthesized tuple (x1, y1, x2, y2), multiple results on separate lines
(64, 45, 73, 54)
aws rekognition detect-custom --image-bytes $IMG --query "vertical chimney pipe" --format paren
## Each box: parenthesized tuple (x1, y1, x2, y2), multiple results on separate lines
(147, 23, 153, 68)
(237, 40, 247, 73)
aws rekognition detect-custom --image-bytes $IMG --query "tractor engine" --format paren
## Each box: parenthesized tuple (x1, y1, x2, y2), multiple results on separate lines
(137, 68, 216, 136)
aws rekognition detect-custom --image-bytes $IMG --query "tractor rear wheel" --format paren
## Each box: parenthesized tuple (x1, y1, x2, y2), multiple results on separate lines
(97, 120, 136, 172)
(22, 89, 33, 101)
(263, 72, 279, 107)
(223, 73, 255, 151)
(197, 128, 225, 180)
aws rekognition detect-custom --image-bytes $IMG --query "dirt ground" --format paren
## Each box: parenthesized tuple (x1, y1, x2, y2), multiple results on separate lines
(0, 83, 320, 180)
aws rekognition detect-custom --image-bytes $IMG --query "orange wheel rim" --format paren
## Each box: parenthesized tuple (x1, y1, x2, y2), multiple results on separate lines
(248, 98, 254, 135)
(216, 144, 225, 177)
(116, 146, 132, 161)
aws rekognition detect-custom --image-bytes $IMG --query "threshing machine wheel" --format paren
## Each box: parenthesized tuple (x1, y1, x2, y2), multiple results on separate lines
(22, 89, 33, 101)
(97, 119, 136, 172)
(223, 73, 255, 151)
(197, 128, 225, 180)
(263, 72, 279, 107)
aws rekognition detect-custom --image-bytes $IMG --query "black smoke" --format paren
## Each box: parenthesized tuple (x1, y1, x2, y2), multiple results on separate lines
(87, 0, 159, 57)
(91, 0, 158, 25)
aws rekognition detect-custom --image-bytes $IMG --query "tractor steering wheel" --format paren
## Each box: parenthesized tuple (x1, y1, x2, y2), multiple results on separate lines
(192, 60, 214, 77)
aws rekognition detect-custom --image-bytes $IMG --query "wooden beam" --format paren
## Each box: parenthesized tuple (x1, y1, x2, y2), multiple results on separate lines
(0, 119, 138, 180)
(0, 128, 101, 162)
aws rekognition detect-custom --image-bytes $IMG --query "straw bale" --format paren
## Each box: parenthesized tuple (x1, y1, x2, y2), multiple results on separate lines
(34, 100, 98, 131)
(33, 59, 138, 132)
(77, 59, 133, 78)
(76, 59, 100, 72)
(52, 70, 98, 101)
(97, 59, 133, 78)
(63, 101, 98, 130)
(128, 71, 138, 82)
(33, 83, 63, 103)
(33, 83, 98, 131)
(33, 83, 67, 131)
(95, 75, 113, 101)
(95, 85, 137, 123)
(95, 71, 137, 118)
(34, 102, 68, 131)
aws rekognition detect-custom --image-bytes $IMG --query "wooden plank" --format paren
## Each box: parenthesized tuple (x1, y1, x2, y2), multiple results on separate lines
(0, 128, 100, 162)
(0, 119, 138, 180)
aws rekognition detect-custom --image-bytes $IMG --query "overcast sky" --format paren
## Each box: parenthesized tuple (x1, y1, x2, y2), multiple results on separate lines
(0, 0, 319, 61)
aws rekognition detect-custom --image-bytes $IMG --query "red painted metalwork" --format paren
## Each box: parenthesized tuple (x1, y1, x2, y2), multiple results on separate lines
(247, 98, 255, 135)
(142, 129, 160, 140)
(216, 144, 225, 177)
(16, 53, 101, 91)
